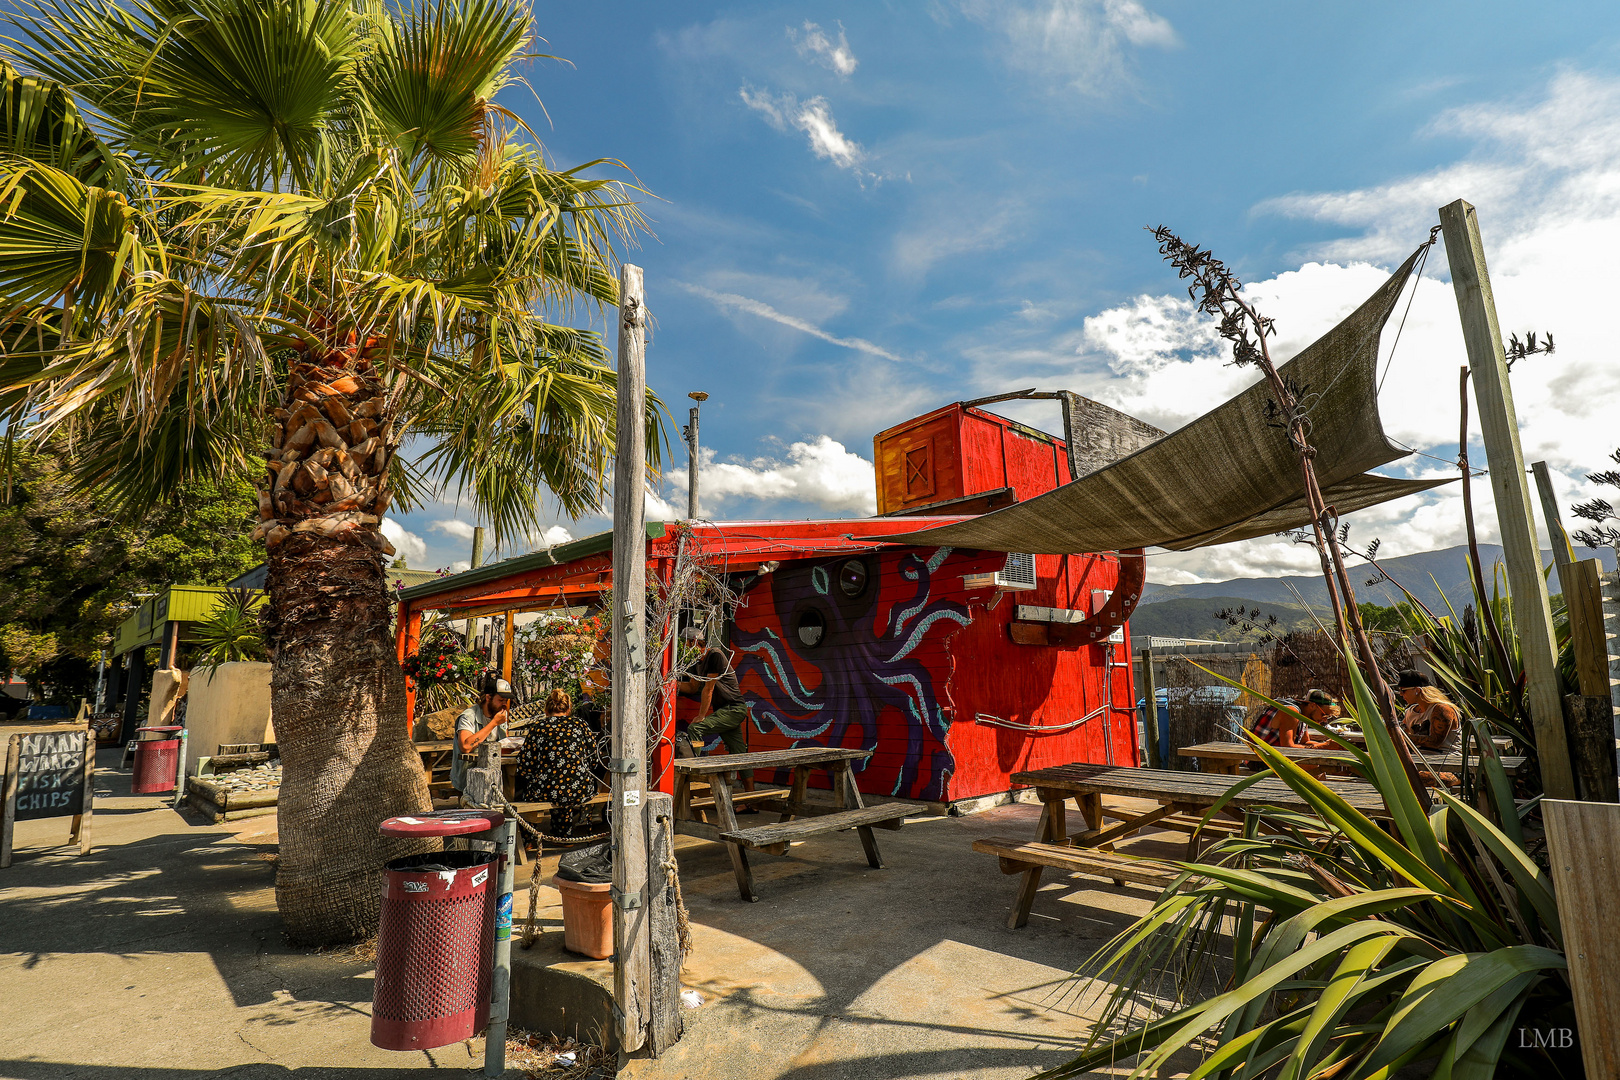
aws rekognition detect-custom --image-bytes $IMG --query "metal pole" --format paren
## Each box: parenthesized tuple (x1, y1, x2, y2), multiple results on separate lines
(1440, 199, 1577, 800)
(685, 391, 707, 520)
(172, 729, 187, 810)
(93, 653, 106, 713)
(1140, 647, 1160, 768)
(484, 818, 516, 1077)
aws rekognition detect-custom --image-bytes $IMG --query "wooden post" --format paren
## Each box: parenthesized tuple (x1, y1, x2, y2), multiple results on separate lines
(1566, 559, 1609, 698)
(465, 528, 486, 647)
(611, 262, 652, 1053)
(397, 604, 422, 736)
(1, 735, 19, 869)
(643, 792, 683, 1053)
(1440, 199, 1577, 800)
(1566, 558, 1618, 801)
(76, 729, 94, 854)
(1542, 799, 1620, 1077)
(1140, 647, 1160, 768)
(1532, 461, 1577, 572)
(502, 610, 515, 685)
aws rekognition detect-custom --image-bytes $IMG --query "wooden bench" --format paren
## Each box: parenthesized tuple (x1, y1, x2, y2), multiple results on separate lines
(686, 786, 792, 813)
(972, 836, 1189, 891)
(992, 763, 1392, 928)
(673, 746, 905, 902)
(721, 803, 911, 857)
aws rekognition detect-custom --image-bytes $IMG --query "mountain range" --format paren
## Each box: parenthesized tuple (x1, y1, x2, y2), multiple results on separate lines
(1130, 544, 1616, 643)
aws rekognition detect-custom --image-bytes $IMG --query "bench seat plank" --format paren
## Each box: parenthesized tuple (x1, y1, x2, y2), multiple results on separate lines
(720, 803, 909, 855)
(973, 836, 1189, 889)
(672, 746, 872, 775)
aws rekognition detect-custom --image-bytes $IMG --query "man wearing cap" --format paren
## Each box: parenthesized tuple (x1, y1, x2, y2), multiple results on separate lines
(1249, 689, 1340, 751)
(452, 675, 513, 796)
(675, 627, 756, 797)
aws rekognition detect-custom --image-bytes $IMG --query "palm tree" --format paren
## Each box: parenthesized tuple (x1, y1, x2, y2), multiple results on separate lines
(0, 0, 666, 944)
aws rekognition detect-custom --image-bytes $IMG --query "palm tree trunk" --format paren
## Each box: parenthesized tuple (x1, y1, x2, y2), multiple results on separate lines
(257, 357, 433, 945)
(264, 534, 433, 943)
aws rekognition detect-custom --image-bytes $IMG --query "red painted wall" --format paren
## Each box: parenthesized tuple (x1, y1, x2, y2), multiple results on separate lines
(728, 546, 1137, 802)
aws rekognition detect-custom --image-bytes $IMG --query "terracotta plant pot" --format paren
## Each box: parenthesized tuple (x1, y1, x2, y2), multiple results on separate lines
(553, 875, 613, 959)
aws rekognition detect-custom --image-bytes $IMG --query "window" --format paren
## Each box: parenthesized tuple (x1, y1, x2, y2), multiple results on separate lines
(796, 609, 826, 648)
(837, 559, 868, 598)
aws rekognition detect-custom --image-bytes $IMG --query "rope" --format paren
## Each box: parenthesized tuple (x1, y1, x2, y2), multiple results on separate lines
(657, 813, 693, 961)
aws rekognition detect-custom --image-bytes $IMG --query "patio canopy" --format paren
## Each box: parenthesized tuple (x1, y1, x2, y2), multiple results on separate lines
(873, 244, 1449, 554)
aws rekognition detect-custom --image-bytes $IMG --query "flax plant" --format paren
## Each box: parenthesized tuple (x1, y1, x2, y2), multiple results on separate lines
(1042, 660, 1578, 1079)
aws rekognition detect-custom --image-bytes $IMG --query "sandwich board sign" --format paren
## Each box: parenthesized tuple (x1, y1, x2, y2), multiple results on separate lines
(2, 725, 95, 868)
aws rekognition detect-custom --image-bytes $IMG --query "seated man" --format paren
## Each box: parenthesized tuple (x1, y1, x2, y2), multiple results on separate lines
(674, 626, 756, 801)
(452, 676, 512, 801)
(1249, 689, 1340, 751)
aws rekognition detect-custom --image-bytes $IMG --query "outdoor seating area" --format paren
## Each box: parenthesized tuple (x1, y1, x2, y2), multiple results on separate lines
(7, 5, 1620, 1078)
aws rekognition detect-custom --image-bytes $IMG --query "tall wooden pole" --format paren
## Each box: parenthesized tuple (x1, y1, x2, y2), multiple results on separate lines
(1440, 199, 1577, 800)
(610, 263, 652, 1052)
(1532, 461, 1577, 573)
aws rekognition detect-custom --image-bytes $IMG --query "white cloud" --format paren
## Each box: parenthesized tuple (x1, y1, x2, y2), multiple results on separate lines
(449, 559, 471, 574)
(891, 200, 1022, 281)
(790, 21, 857, 77)
(536, 525, 574, 548)
(675, 280, 909, 363)
(961, 0, 1178, 97)
(428, 518, 476, 541)
(959, 70, 1620, 584)
(380, 518, 428, 568)
(670, 437, 879, 518)
(739, 85, 864, 170)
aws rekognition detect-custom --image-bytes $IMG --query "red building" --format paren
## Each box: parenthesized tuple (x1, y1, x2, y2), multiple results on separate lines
(397, 397, 1149, 805)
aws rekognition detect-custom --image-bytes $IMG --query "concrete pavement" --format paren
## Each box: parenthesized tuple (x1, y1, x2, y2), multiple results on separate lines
(2, 747, 1192, 1079)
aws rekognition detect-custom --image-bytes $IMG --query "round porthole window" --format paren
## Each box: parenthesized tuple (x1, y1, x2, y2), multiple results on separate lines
(837, 559, 868, 598)
(796, 608, 826, 648)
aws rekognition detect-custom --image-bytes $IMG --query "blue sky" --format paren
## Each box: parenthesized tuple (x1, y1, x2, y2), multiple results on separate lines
(388, 1, 1620, 584)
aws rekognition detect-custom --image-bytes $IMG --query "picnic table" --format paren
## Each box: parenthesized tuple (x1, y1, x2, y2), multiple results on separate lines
(673, 746, 911, 903)
(975, 763, 1392, 929)
(1177, 740, 1525, 778)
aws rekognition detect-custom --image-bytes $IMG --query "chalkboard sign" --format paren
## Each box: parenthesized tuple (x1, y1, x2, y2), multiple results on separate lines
(14, 730, 88, 819)
(3, 726, 95, 868)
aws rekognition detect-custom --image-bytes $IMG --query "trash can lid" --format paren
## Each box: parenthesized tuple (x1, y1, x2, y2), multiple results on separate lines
(379, 808, 506, 838)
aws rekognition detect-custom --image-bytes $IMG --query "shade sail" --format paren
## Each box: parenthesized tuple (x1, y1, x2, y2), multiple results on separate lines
(875, 244, 1447, 555)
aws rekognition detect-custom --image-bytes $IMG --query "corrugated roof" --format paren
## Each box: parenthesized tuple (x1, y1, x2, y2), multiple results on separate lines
(396, 522, 666, 603)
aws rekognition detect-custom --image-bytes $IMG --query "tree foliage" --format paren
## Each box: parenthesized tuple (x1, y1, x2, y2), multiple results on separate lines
(0, 439, 258, 698)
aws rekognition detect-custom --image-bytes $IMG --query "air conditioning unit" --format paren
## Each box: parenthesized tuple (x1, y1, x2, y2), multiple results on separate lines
(963, 552, 1038, 592)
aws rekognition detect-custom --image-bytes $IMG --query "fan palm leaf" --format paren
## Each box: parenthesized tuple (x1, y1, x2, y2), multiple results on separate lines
(0, 1, 666, 943)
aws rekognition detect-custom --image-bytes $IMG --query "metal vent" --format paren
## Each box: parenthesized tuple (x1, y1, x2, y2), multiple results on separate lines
(994, 552, 1037, 590)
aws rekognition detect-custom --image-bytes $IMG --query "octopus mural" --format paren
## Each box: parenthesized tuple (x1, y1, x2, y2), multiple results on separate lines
(731, 548, 971, 800)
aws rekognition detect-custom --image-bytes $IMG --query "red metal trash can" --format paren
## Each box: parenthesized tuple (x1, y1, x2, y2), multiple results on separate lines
(372, 810, 506, 1051)
(131, 726, 182, 794)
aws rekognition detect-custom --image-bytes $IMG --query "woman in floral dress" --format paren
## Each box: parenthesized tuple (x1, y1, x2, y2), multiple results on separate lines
(515, 689, 599, 839)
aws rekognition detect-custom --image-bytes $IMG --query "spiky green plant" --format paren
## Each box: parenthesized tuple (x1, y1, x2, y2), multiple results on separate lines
(190, 587, 268, 671)
(1042, 660, 1578, 1080)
